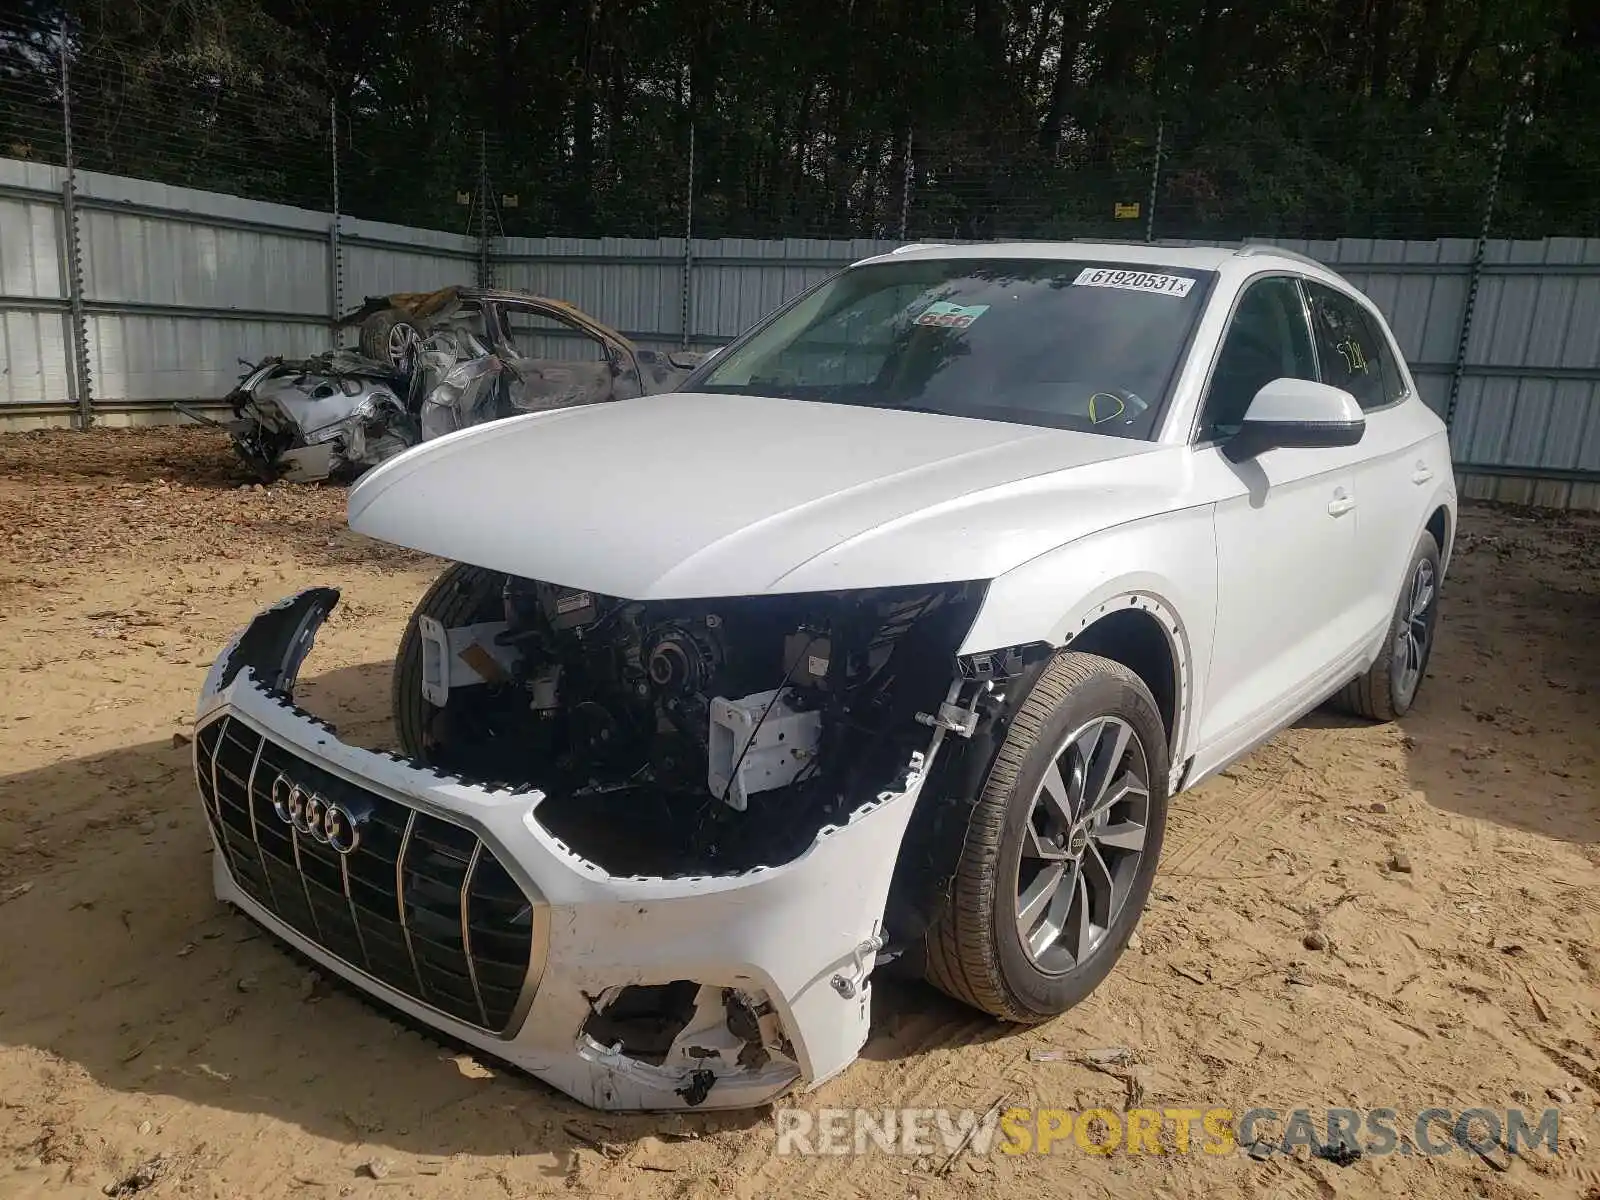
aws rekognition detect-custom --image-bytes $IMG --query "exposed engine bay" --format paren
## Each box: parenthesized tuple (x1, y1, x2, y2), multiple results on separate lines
(409, 573, 988, 877)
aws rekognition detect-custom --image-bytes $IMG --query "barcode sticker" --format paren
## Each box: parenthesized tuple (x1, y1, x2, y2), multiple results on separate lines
(1072, 267, 1196, 298)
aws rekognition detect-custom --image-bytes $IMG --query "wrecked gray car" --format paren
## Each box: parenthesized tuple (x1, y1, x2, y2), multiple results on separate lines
(178, 287, 705, 483)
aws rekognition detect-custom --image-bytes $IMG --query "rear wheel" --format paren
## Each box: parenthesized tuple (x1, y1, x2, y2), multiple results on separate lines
(923, 651, 1169, 1023)
(359, 308, 424, 373)
(392, 563, 505, 759)
(1333, 530, 1441, 721)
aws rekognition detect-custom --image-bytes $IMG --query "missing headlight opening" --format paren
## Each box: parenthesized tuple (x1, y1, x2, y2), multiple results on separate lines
(401, 571, 988, 877)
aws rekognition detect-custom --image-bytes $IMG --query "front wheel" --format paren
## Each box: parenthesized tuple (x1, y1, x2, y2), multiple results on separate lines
(1333, 530, 1442, 721)
(922, 651, 1169, 1023)
(392, 563, 506, 759)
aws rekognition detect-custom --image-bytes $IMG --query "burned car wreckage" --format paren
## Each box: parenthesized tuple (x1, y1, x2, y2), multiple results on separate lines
(179, 287, 701, 482)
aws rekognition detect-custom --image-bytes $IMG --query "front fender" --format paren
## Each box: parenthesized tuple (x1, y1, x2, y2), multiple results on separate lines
(956, 505, 1217, 768)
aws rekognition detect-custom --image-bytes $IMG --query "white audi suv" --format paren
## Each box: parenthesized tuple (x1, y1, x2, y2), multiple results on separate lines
(192, 241, 1456, 1111)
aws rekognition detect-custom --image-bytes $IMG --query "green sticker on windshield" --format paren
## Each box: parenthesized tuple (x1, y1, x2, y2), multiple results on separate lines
(914, 301, 990, 329)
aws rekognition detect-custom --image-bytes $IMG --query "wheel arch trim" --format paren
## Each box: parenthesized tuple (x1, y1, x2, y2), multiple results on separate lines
(960, 575, 1200, 792)
(1063, 589, 1192, 766)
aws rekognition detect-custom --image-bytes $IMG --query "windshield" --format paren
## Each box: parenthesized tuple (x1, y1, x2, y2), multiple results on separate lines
(694, 257, 1215, 439)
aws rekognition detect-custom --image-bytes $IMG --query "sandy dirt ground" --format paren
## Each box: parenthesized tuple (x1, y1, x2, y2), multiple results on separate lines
(0, 427, 1596, 1200)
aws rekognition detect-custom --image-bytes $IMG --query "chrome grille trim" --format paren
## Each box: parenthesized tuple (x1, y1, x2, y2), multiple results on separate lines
(286, 803, 326, 946)
(241, 732, 280, 911)
(394, 809, 430, 1004)
(459, 841, 490, 1030)
(338, 846, 372, 973)
(206, 715, 245, 880)
(193, 714, 538, 1037)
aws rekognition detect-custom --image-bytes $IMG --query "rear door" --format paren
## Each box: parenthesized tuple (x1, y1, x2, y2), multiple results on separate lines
(1303, 281, 1441, 646)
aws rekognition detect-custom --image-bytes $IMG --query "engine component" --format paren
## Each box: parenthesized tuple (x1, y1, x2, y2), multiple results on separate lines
(646, 622, 724, 695)
(648, 728, 700, 789)
(782, 631, 832, 690)
(528, 664, 562, 712)
(542, 586, 599, 631)
(416, 616, 516, 706)
(707, 688, 824, 811)
(570, 700, 630, 768)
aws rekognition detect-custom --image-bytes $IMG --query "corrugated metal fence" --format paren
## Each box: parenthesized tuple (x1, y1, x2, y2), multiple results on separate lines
(2, 157, 1596, 508)
(0, 158, 476, 421)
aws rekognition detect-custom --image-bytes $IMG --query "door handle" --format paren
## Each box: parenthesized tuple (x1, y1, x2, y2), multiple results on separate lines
(1328, 490, 1356, 517)
(1412, 463, 1434, 485)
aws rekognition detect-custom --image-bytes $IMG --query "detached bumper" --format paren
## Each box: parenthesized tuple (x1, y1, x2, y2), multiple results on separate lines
(192, 590, 932, 1111)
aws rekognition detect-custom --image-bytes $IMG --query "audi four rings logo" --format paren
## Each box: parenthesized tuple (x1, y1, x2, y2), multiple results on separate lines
(270, 774, 363, 854)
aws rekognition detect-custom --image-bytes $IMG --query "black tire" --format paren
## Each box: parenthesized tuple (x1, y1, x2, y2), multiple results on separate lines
(922, 651, 1169, 1023)
(359, 308, 424, 372)
(392, 563, 506, 759)
(1333, 530, 1442, 722)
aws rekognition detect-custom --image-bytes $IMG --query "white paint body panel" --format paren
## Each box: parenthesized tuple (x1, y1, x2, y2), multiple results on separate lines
(199, 242, 1459, 1112)
(347, 391, 1161, 597)
(197, 663, 939, 1112)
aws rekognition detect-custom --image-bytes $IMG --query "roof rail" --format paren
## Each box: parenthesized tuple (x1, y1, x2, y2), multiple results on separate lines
(890, 242, 948, 254)
(1233, 242, 1330, 271)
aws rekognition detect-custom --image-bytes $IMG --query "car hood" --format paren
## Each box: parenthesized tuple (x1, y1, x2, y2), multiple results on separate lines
(346, 391, 1186, 598)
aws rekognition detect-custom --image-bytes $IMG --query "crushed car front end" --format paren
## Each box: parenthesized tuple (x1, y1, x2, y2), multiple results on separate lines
(192, 585, 987, 1111)
(208, 354, 415, 483)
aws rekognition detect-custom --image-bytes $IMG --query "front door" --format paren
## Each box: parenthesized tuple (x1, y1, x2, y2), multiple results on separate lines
(1188, 275, 1367, 768)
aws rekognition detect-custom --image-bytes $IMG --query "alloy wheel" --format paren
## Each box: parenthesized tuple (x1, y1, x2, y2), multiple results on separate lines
(1014, 716, 1151, 974)
(388, 322, 422, 370)
(1392, 557, 1437, 705)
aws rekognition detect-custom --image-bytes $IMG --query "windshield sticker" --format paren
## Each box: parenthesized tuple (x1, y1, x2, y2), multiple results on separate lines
(1072, 267, 1196, 298)
(914, 301, 990, 329)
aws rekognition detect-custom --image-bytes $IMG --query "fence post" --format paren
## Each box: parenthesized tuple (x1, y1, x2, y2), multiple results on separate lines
(59, 16, 91, 428)
(1445, 100, 1512, 433)
(1145, 120, 1164, 244)
(328, 96, 343, 346)
(899, 128, 914, 240)
(680, 122, 695, 349)
(476, 132, 493, 288)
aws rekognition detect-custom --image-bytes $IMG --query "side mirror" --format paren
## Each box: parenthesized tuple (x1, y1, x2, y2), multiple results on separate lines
(1223, 378, 1365, 463)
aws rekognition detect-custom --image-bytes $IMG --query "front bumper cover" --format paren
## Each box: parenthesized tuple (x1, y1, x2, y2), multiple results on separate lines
(192, 589, 941, 1111)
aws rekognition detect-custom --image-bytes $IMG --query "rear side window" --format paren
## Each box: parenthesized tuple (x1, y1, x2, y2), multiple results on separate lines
(1305, 282, 1405, 411)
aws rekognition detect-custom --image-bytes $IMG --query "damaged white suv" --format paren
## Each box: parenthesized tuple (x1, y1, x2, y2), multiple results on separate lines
(192, 242, 1457, 1112)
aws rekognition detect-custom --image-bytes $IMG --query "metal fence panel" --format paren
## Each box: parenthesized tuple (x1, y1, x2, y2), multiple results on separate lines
(0, 172, 71, 407)
(1, 152, 1598, 492)
(341, 216, 476, 303)
(0, 192, 65, 300)
(0, 310, 72, 406)
(80, 205, 328, 314)
(85, 314, 330, 403)
(496, 237, 688, 350)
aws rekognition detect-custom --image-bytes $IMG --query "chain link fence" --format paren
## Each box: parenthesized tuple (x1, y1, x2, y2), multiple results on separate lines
(5, 13, 1597, 247)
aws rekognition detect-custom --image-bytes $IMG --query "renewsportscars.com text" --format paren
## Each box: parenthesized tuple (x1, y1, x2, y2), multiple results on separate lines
(773, 1105, 1562, 1158)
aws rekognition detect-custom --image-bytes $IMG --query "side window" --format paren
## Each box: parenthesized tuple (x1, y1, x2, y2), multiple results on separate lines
(498, 305, 611, 362)
(1196, 277, 1317, 442)
(1305, 283, 1403, 410)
